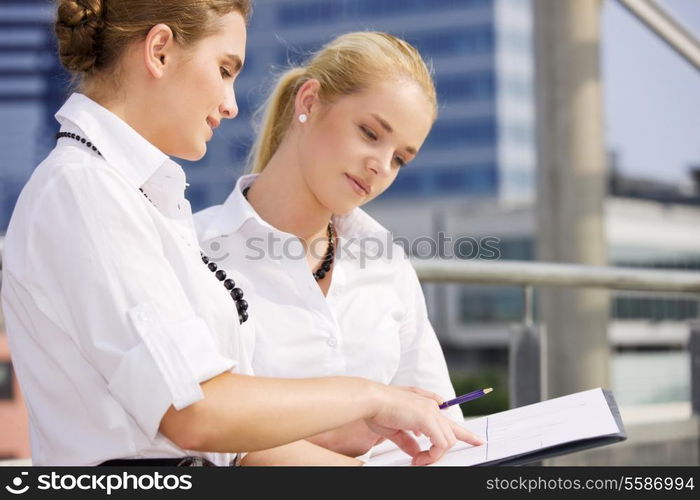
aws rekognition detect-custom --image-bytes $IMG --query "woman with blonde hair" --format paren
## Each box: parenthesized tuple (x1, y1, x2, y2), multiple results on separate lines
(1, 2, 481, 466)
(196, 32, 466, 459)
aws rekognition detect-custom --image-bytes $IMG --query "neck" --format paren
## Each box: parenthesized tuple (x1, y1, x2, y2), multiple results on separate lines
(246, 141, 332, 242)
(85, 90, 162, 152)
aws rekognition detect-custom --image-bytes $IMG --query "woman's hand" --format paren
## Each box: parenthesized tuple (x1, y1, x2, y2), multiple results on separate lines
(364, 385, 484, 466)
(306, 419, 384, 457)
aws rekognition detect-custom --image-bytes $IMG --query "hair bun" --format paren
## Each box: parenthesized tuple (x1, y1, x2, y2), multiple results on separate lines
(55, 0, 105, 73)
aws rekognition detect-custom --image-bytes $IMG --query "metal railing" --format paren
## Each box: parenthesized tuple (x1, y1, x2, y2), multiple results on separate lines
(2, 239, 699, 464)
(412, 259, 700, 292)
(413, 257, 700, 413)
(617, 0, 700, 72)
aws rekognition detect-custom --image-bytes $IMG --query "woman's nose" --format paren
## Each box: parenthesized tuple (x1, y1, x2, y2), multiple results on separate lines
(367, 152, 393, 177)
(220, 86, 238, 119)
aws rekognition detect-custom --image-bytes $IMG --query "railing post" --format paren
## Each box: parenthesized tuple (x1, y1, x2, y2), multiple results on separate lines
(509, 323, 542, 409)
(509, 286, 542, 408)
(691, 320, 700, 416)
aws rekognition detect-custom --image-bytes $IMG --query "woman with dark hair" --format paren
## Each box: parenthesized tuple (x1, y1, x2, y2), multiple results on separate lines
(0, 0, 482, 466)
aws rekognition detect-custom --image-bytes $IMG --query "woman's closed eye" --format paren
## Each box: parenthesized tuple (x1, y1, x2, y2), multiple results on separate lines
(220, 66, 233, 79)
(361, 126, 409, 167)
(360, 125, 378, 141)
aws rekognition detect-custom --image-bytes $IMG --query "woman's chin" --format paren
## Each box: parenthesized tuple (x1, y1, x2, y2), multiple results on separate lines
(170, 143, 207, 162)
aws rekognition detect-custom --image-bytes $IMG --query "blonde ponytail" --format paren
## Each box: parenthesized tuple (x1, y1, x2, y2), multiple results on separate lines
(248, 67, 306, 173)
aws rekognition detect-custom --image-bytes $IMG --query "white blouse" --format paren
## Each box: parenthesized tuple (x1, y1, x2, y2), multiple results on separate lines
(1, 93, 255, 465)
(195, 174, 463, 422)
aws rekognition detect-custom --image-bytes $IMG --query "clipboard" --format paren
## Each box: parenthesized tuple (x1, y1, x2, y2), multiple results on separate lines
(481, 389, 626, 466)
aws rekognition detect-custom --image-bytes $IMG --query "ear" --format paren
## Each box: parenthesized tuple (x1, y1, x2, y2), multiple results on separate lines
(294, 78, 321, 118)
(143, 23, 176, 79)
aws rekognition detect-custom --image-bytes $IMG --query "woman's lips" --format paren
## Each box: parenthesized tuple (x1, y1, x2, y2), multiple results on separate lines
(344, 173, 369, 196)
(206, 118, 219, 138)
(206, 117, 220, 130)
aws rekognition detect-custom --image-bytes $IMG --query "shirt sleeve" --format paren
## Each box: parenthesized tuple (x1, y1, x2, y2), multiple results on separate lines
(390, 257, 464, 423)
(24, 162, 236, 439)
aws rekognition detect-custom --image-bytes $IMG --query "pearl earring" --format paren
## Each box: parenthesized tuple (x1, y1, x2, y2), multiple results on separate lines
(298, 113, 308, 123)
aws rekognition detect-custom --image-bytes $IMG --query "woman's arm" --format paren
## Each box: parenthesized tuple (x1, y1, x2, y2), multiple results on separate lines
(159, 373, 376, 452)
(240, 440, 362, 466)
(159, 372, 483, 464)
(306, 419, 383, 458)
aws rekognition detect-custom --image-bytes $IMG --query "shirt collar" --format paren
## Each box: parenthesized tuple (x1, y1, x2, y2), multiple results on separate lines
(55, 93, 169, 189)
(333, 205, 390, 242)
(198, 173, 261, 242)
(199, 173, 394, 254)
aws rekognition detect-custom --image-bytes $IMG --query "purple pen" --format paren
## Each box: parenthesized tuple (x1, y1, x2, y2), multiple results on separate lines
(439, 387, 493, 409)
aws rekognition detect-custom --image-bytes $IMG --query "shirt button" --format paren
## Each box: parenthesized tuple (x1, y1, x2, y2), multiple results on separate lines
(327, 337, 337, 348)
(137, 311, 150, 322)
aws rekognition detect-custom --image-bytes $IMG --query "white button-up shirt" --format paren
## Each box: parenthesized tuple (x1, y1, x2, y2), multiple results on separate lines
(195, 174, 462, 421)
(1, 93, 254, 465)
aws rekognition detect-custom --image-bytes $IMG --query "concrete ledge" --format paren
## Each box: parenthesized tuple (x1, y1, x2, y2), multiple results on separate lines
(546, 416, 700, 465)
(2, 418, 697, 467)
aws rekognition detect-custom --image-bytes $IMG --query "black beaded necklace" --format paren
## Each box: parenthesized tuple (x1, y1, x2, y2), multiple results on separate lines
(242, 186, 335, 281)
(56, 132, 102, 156)
(56, 132, 249, 324)
(199, 251, 249, 324)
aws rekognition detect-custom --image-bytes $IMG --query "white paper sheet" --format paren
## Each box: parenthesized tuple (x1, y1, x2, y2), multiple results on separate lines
(366, 388, 622, 466)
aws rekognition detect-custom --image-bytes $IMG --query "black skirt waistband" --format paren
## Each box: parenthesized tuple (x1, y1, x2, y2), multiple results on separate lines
(99, 456, 216, 467)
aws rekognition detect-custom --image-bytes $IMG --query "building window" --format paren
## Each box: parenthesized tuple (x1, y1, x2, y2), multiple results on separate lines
(383, 164, 498, 198)
(434, 165, 498, 194)
(277, 0, 492, 27)
(423, 117, 497, 151)
(611, 252, 700, 321)
(497, 238, 534, 261)
(356, 0, 491, 17)
(459, 286, 524, 323)
(612, 296, 699, 321)
(384, 169, 426, 196)
(276, 26, 495, 66)
(406, 26, 495, 58)
(0, 362, 13, 400)
(277, 1, 341, 26)
(436, 72, 496, 102)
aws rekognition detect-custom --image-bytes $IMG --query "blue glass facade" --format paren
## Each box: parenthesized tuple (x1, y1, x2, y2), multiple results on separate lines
(278, 26, 495, 66)
(0, 0, 533, 230)
(384, 164, 498, 197)
(437, 72, 496, 102)
(1, 1, 68, 231)
(177, 0, 514, 209)
(277, 0, 492, 25)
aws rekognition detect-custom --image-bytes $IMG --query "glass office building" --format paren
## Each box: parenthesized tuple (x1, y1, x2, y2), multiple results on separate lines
(187, 0, 536, 207)
(0, 0, 537, 232)
(0, 1, 64, 231)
